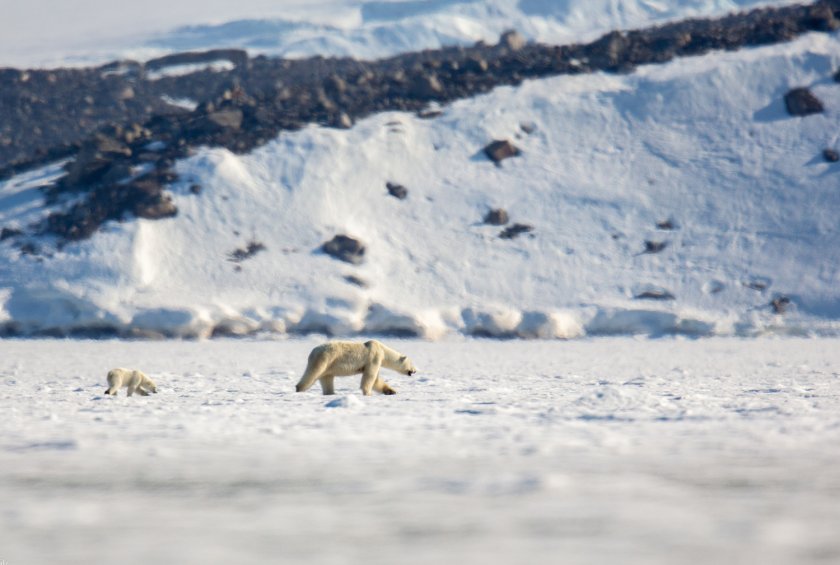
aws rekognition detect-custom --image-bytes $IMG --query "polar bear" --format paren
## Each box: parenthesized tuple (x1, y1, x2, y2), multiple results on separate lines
(295, 340, 417, 396)
(104, 368, 158, 397)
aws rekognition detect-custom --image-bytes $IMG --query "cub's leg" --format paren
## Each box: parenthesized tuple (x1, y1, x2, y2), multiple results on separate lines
(296, 357, 328, 392)
(319, 375, 336, 395)
(126, 383, 137, 397)
(136, 388, 150, 396)
(373, 377, 397, 395)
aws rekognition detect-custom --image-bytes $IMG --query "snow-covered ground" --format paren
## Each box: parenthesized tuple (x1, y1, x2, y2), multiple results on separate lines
(3, 28, 840, 339)
(0, 0, 797, 68)
(1, 337, 839, 564)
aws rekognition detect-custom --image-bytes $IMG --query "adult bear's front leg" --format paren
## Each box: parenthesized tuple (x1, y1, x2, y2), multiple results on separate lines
(373, 377, 397, 395)
(360, 361, 382, 396)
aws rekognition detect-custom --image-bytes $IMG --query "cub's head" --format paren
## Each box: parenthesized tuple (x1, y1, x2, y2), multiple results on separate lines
(398, 355, 417, 376)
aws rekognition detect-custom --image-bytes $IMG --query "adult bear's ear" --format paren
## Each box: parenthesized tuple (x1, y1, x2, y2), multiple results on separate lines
(399, 355, 406, 362)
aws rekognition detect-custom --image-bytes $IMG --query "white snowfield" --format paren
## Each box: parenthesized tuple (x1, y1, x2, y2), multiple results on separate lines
(0, 337, 839, 564)
(2, 27, 840, 339)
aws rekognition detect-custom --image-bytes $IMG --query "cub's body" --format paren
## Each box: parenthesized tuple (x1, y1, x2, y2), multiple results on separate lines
(105, 368, 157, 397)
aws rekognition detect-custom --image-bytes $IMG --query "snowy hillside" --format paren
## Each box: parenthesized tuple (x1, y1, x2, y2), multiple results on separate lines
(2, 1, 840, 339)
(2, 23, 839, 339)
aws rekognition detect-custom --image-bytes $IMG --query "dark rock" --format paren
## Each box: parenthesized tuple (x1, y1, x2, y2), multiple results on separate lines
(771, 295, 791, 314)
(19, 241, 39, 256)
(499, 30, 526, 52)
(635, 289, 676, 301)
(189, 184, 203, 194)
(643, 240, 668, 254)
(417, 109, 443, 119)
(744, 277, 771, 291)
(206, 108, 244, 130)
(322, 235, 366, 264)
(804, 2, 839, 31)
(519, 122, 536, 134)
(144, 48, 248, 72)
(465, 57, 489, 73)
(409, 72, 444, 99)
(823, 148, 839, 162)
(1, 227, 23, 241)
(656, 219, 676, 230)
(784, 88, 824, 117)
(228, 240, 266, 262)
(499, 223, 534, 239)
(483, 208, 509, 225)
(386, 182, 408, 200)
(133, 193, 177, 219)
(484, 139, 520, 164)
(588, 31, 628, 70)
(334, 113, 353, 129)
(344, 274, 368, 288)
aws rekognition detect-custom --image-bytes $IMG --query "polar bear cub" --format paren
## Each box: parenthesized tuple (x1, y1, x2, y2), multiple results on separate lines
(104, 368, 158, 397)
(296, 339, 417, 396)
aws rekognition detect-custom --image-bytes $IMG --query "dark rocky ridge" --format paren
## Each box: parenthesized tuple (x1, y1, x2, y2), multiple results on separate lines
(1, 0, 839, 242)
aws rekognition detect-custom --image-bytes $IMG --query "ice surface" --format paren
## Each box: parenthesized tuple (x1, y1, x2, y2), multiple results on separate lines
(1, 337, 839, 564)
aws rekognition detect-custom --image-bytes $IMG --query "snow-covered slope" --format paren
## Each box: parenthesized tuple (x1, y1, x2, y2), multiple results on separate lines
(2, 28, 839, 339)
(0, 0, 795, 68)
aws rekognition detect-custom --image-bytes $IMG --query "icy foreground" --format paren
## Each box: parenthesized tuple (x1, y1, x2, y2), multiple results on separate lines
(0, 337, 838, 564)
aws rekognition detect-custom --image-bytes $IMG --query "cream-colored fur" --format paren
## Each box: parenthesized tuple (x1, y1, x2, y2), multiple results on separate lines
(104, 368, 157, 397)
(295, 340, 417, 396)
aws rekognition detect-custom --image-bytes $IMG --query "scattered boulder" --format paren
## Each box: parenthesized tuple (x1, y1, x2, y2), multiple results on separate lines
(205, 108, 244, 130)
(499, 223, 534, 239)
(743, 277, 771, 291)
(823, 148, 839, 162)
(417, 109, 443, 119)
(784, 88, 824, 117)
(484, 139, 520, 164)
(410, 72, 444, 99)
(228, 240, 266, 263)
(386, 182, 408, 200)
(0, 227, 23, 241)
(519, 122, 537, 135)
(483, 208, 509, 225)
(642, 240, 668, 254)
(656, 219, 677, 230)
(322, 235, 366, 264)
(189, 184, 203, 195)
(63, 133, 132, 187)
(499, 30, 526, 52)
(635, 288, 675, 301)
(344, 275, 368, 288)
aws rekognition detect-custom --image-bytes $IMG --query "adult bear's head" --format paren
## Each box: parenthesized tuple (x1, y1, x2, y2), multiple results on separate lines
(397, 355, 417, 376)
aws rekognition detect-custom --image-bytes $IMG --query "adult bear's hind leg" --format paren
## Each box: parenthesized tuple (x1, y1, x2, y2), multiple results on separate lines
(319, 375, 335, 395)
